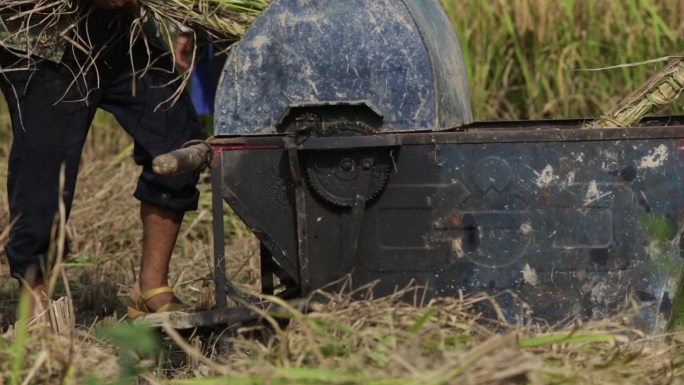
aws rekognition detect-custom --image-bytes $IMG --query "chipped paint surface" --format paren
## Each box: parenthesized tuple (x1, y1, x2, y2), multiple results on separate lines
(522, 264, 538, 286)
(601, 149, 619, 171)
(452, 238, 464, 258)
(215, 0, 472, 136)
(639, 144, 669, 169)
(534, 165, 559, 188)
(583, 180, 613, 206)
(561, 171, 576, 188)
(583, 181, 601, 205)
(590, 281, 610, 305)
(519, 223, 533, 235)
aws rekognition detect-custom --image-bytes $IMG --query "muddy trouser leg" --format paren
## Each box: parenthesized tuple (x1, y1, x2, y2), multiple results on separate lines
(1, 55, 99, 280)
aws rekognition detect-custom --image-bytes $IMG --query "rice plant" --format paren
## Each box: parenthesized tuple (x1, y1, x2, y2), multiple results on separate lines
(443, 0, 684, 120)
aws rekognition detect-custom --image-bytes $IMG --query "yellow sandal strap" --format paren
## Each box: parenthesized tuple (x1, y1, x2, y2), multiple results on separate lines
(156, 302, 188, 313)
(141, 286, 175, 302)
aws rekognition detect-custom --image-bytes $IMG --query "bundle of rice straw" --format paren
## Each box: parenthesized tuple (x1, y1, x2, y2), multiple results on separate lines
(0, 0, 270, 60)
(141, 0, 270, 43)
(1, 0, 270, 106)
(0, 0, 81, 60)
(585, 55, 684, 129)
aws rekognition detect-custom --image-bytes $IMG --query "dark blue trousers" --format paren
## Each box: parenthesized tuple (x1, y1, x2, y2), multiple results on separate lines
(0, 28, 202, 279)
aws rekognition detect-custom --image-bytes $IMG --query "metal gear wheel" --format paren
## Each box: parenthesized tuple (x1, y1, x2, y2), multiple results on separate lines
(306, 121, 392, 207)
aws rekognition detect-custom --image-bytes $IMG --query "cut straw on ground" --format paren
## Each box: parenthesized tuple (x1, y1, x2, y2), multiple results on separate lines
(159, 283, 684, 385)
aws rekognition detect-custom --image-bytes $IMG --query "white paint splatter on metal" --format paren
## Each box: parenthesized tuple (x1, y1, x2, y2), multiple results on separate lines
(522, 264, 538, 286)
(534, 165, 559, 188)
(583, 181, 613, 206)
(561, 171, 576, 188)
(519, 223, 533, 235)
(452, 238, 464, 258)
(639, 144, 669, 169)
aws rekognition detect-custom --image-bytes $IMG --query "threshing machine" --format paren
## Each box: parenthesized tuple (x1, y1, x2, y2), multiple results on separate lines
(152, 0, 684, 334)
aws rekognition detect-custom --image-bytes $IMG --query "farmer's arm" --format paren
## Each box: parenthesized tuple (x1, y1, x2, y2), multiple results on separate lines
(92, 0, 139, 9)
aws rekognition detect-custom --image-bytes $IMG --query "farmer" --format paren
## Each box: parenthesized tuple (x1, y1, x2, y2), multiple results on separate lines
(0, 0, 201, 322)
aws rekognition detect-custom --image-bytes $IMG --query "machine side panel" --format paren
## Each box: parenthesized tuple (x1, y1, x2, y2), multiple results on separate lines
(285, 136, 681, 333)
(216, 123, 684, 333)
(352, 139, 683, 331)
(220, 150, 300, 281)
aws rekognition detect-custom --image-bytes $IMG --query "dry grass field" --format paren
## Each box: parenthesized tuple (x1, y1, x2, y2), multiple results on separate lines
(1, 0, 684, 384)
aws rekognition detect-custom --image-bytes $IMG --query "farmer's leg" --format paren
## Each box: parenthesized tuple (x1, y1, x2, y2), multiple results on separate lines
(0, 52, 97, 307)
(139, 202, 183, 308)
(100, 48, 202, 310)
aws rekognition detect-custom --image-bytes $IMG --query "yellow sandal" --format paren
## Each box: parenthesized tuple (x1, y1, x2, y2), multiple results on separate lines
(127, 286, 189, 320)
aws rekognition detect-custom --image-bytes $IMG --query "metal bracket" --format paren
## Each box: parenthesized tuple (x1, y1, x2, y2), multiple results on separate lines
(339, 158, 375, 272)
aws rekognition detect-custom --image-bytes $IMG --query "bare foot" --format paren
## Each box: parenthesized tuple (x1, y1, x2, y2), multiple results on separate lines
(136, 202, 185, 313)
(17, 280, 50, 331)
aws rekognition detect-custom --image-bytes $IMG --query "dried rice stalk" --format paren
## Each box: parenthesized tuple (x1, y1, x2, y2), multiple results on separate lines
(47, 296, 74, 338)
(0, 0, 82, 61)
(141, 0, 270, 43)
(165, 282, 684, 385)
(0, 0, 270, 59)
(0, 0, 270, 107)
(585, 55, 684, 129)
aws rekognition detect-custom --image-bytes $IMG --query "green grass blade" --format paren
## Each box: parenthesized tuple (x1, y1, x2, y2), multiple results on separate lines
(519, 333, 615, 348)
(9, 289, 31, 385)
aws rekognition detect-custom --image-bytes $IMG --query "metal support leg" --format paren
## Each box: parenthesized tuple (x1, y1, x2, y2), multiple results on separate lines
(285, 138, 311, 295)
(260, 243, 275, 295)
(211, 156, 228, 310)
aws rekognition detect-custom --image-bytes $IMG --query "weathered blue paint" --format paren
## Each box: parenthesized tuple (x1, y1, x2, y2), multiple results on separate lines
(214, 0, 473, 135)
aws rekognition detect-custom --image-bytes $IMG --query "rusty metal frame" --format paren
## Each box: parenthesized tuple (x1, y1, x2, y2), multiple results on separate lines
(211, 118, 684, 151)
(284, 137, 313, 295)
(211, 154, 229, 310)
